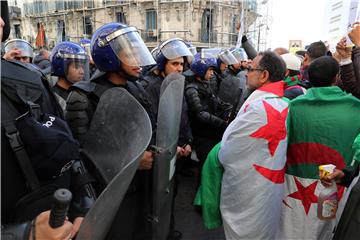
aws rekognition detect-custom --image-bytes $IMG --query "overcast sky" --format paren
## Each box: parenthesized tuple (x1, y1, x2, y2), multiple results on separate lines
(268, 0, 327, 49)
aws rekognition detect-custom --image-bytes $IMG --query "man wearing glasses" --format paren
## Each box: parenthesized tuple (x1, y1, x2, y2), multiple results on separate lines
(218, 51, 288, 239)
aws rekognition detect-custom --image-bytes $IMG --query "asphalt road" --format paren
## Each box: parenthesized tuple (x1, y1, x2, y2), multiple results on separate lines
(174, 167, 226, 240)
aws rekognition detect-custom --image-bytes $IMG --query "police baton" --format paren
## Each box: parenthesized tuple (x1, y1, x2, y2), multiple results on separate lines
(49, 188, 72, 228)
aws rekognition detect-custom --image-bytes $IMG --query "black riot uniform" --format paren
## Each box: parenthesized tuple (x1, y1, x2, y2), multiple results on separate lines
(1, 59, 95, 240)
(185, 75, 231, 167)
(144, 73, 193, 147)
(66, 71, 157, 239)
(217, 67, 249, 119)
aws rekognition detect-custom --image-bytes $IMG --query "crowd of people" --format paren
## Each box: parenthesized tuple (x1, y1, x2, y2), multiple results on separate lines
(1, 0, 360, 238)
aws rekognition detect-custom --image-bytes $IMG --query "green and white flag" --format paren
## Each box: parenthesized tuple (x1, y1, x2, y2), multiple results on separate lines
(277, 87, 360, 239)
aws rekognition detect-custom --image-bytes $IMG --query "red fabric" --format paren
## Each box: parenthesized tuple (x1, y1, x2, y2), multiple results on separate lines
(258, 81, 286, 97)
(250, 100, 288, 156)
(36, 23, 46, 48)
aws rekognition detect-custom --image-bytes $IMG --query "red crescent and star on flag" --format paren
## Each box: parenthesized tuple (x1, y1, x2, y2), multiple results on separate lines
(250, 100, 288, 184)
(284, 143, 346, 214)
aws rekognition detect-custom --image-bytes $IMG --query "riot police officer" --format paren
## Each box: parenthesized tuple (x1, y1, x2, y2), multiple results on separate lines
(217, 47, 250, 119)
(79, 38, 97, 77)
(185, 53, 232, 186)
(3, 38, 34, 63)
(66, 22, 157, 239)
(143, 38, 194, 240)
(50, 41, 90, 111)
(1, 1, 95, 238)
(145, 38, 193, 154)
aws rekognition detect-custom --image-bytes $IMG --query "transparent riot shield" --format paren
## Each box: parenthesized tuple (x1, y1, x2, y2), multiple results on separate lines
(77, 87, 152, 240)
(152, 73, 185, 240)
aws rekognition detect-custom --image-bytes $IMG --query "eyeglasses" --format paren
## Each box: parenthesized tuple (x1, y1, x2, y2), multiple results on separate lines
(246, 66, 265, 72)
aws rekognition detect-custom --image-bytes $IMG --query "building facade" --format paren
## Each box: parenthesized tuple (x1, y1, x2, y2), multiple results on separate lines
(7, 0, 266, 50)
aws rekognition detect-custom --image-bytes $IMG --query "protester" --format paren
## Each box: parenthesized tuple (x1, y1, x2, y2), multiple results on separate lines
(281, 53, 306, 99)
(333, 21, 360, 99)
(219, 51, 288, 239)
(278, 56, 360, 239)
(273, 47, 289, 55)
(300, 41, 328, 86)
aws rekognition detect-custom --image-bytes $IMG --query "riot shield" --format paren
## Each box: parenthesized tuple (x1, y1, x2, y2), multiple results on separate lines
(217, 72, 242, 107)
(77, 87, 152, 240)
(152, 73, 185, 240)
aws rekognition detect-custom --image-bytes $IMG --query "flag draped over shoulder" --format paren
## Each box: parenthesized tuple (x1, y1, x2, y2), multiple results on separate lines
(219, 81, 289, 239)
(277, 86, 360, 240)
(194, 142, 223, 229)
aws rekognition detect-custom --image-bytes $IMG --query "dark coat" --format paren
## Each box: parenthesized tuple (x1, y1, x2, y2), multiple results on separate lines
(339, 47, 360, 99)
(333, 165, 360, 240)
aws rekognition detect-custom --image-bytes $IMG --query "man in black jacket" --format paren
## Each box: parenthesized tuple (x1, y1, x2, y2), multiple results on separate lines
(185, 53, 232, 186)
(66, 22, 157, 240)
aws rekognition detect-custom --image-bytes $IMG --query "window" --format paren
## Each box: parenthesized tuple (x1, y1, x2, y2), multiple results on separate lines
(146, 9, 157, 41)
(34, 0, 44, 14)
(57, 20, 66, 42)
(201, 9, 215, 43)
(83, 16, 93, 36)
(230, 15, 238, 45)
(247, 0, 257, 12)
(55, 1, 65, 11)
(116, 12, 126, 24)
(14, 24, 21, 38)
(146, 9, 157, 30)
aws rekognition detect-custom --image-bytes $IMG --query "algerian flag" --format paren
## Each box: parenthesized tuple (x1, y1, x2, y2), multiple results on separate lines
(277, 87, 360, 240)
(219, 81, 289, 239)
(194, 142, 223, 229)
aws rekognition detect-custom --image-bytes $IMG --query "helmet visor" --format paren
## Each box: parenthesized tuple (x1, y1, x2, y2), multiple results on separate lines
(200, 48, 222, 59)
(218, 50, 238, 65)
(109, 30, 156, 67)
(5, 39, 34, 58)
(82, 43, 91, 57)
(63, 54, 90, 83)
(201, 48, 238, 65)
(231, 48, 248, 62)
(188, 46, 197, 56)
(151, 46, 159, 59)
(161, 39, 194, 63)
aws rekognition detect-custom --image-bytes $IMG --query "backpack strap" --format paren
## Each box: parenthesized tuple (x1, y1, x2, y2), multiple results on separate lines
(1, 94, 41, 191)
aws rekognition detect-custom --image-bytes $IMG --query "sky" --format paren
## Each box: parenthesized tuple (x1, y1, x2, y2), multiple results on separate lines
(268, 0, 327, 49)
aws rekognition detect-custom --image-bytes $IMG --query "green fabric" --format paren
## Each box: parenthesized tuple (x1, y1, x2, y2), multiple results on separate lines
(193, 142, 223, 229)
(283, 75, 301, 87)
(287, 86, 360, 178)
(352, 133, 360, 162)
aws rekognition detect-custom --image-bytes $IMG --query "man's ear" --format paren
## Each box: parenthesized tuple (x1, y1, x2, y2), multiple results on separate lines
(303, 53, 310, 66)
(260, 70, 269, 84)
